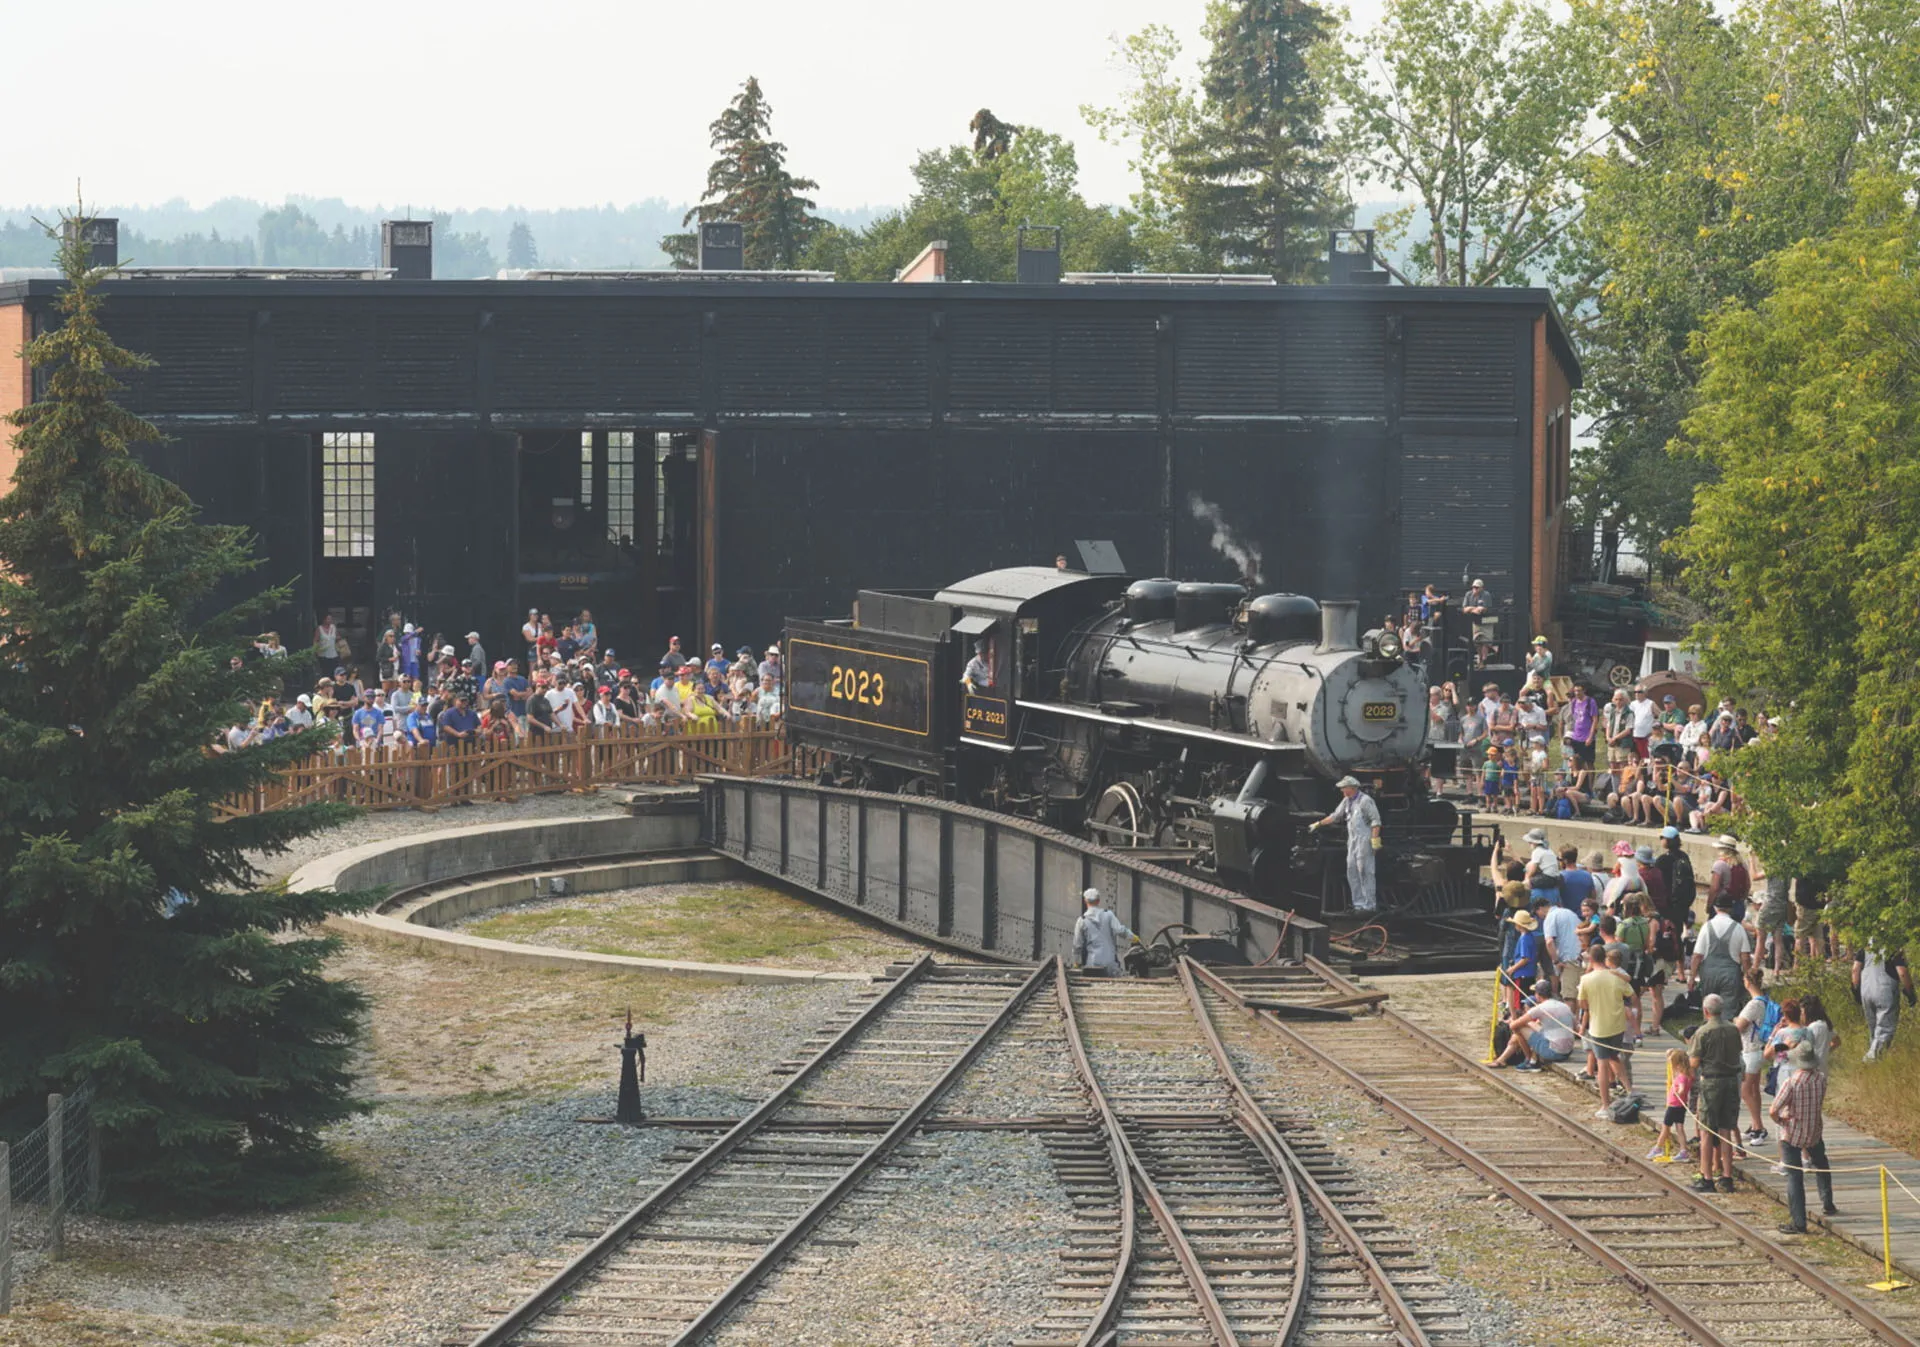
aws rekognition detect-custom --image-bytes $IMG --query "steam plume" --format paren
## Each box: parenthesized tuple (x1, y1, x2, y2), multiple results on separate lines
(1187, 492, 1264, 585)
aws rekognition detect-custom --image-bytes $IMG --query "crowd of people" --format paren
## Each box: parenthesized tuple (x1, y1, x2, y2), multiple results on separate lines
(217, 608, 787, 754)
(1486, 823, 1914, 1235)
(1402, 587, 1764, 829)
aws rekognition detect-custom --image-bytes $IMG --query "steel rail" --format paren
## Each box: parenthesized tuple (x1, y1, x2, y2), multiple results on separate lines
(1179, 959, 1427, 1347)
(1047, 961, 1139, 1347)
(1259, 957, 1918, 1347)
(1169, 959, 1313, 1346)
(465, 952, 939, 1346)
(1056, 968, 1238, 1347)
(668, 957, 1059, 1345)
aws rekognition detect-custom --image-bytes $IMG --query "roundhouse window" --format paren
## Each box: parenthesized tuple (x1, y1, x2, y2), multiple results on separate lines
(319, 431, 375, 558)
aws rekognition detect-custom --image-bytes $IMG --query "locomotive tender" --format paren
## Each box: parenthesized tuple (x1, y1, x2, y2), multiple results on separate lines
(784, 567, 1491, 920)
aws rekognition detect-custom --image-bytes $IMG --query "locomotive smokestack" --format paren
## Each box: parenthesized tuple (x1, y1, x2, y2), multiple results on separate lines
(1317, 600, 1359, 654)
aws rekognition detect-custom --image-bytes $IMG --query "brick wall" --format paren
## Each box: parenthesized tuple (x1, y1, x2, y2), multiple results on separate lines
(0, 301, 27, 494)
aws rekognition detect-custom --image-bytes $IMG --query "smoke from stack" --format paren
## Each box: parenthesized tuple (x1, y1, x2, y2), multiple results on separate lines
(1187, 492, 1264, 586)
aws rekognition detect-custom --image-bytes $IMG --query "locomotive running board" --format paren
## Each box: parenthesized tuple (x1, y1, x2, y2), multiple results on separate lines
(1014, 699, 1310, 754)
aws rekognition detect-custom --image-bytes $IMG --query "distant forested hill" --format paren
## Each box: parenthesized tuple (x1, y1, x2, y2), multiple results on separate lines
(0, 197, 890, 274)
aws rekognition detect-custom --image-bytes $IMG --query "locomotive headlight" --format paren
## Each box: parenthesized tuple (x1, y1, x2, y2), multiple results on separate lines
(1375, 629, 1404, 660)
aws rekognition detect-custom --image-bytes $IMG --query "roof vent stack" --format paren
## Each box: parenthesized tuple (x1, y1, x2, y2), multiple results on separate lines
(63, 218, 118, 271)
(381, 220, 433, 280)
(1016, 225, 1062, 284)
(1327, 229, 1388, 285)
(698, 222, 745, 271)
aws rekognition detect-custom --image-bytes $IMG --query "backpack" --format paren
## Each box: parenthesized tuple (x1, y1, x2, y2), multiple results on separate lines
(1725, 862, 1751, 905)
(1653, 916, 1683, 962)
(1608, 1094, 1644, 1124)
(1756, 994, 1784, 1043)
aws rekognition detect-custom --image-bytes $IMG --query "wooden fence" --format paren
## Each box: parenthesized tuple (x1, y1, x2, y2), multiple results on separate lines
(214, 725, 804, 817)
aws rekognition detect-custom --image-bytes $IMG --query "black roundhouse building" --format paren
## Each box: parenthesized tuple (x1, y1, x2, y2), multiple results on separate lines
(0, 228, 1580, 662)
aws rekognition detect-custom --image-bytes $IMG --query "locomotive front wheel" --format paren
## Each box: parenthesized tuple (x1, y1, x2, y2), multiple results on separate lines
(1606, 662, 1636, 688)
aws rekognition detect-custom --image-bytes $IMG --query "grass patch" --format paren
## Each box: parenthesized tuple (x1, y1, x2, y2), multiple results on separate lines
(467, 882, 912, 968)
(1773, 956, 1920, 1157)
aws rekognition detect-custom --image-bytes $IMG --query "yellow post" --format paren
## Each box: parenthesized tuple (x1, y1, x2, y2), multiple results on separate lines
(1485, 964, 1504, 1063)
(1868, 1166, 1914, 1292)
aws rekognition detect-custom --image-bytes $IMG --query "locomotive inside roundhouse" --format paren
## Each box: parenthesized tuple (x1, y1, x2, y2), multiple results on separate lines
(784, 566, 1495, 927)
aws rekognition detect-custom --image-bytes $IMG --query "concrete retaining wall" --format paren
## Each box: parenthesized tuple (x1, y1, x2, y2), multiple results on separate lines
(292, 804, 866, 984)
(1470, 814, 1745, 877)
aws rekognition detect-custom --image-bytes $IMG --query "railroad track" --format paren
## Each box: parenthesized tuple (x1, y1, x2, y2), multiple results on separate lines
(459, 955, 1047, 1347)
(1197, 956, 1920, 1347)
(1025, 963, 1454, 1347)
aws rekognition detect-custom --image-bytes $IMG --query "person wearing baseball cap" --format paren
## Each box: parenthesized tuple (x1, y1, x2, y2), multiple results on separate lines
(286, 693, 315, 731)
(1072, 887, 1133, 976)
(1525, 633, 1553, 680)
(758, 644, 783, 685)
(659, 634, 684, 668)
(706, 643, 730, 687)
(1308, 776, 1382, 915)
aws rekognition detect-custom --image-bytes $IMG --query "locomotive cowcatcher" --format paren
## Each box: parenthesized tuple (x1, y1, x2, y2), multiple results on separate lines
(782, 566, 1494, 923)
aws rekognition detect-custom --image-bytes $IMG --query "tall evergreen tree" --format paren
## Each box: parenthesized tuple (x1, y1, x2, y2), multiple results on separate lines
(506, 220, 540, 269)
(669, 77, 822, 269)
(0, 213, 376, 1211)
(1171, 0, 1347, 277)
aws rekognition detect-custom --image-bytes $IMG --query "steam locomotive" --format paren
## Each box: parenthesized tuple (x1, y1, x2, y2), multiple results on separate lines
(782, 567, 1493, 921)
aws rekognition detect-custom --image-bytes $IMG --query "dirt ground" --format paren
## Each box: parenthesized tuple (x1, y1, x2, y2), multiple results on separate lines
(460, 879, 923, 974)
(0, 936, 854, 1347)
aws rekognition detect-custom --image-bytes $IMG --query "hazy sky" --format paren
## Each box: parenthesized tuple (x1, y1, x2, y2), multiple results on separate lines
(11, 0, 1235, 213)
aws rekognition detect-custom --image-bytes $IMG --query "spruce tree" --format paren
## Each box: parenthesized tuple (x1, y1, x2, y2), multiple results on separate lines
(674, 77, 822, 269)
(507, 220, 540, 269)
(0, 214, 376, 1211)
(1173, 0, 1347, 277)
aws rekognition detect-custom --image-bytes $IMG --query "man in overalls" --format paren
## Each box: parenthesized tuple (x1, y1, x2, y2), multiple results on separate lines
(1691, 895, 1750, 1008)
(1310, 776, 1383, 915)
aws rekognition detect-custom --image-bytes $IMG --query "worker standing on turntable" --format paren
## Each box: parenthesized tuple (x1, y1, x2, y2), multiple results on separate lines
(1310, 775, 1384, 915)
(1073, 888, 1133, 975)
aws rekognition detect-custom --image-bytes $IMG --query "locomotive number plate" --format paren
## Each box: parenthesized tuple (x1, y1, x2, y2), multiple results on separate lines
(1362, 701, 1399, 722)
(964, 693, 1009, 740)
(787, 638, 931, 737)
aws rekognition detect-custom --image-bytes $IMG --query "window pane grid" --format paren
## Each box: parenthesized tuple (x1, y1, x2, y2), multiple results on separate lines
(580, 431, 594, 508)
(321, 431, 375, 558)
(608, 430, 634, 548)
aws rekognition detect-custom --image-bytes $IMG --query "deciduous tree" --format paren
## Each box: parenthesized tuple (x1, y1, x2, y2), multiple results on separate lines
(812, 122, 1133, 282)
(1576, 0, 1920, 557)
(1319, 0, 1606, 289)
(0, 213, 376, 1210)
(1081, 24, 1214, 273)
(1673, 178, 1920, 948)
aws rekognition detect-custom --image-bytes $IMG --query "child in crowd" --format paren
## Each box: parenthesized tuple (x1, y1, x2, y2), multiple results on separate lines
(1481, 745, 1503, 811)
(1651, 1048, 1693, 1164)
(1527, 734, 1550, 814)
(1501, 742, 1522, 813)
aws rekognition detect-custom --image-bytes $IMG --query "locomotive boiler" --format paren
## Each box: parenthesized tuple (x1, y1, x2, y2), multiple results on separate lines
(782, 566, 1490, 921)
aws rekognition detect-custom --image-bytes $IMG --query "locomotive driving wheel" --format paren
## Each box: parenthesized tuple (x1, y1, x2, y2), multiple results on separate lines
(1088, 782, 1156, 847)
